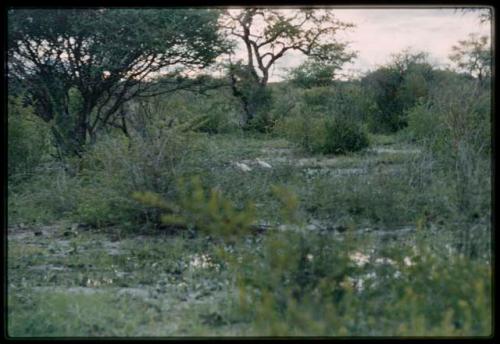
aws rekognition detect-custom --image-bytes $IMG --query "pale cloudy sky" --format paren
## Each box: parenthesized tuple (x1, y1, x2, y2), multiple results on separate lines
(224, 8, 492, 81)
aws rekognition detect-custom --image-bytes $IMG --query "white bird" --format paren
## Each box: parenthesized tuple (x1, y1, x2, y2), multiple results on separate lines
(255, 158, 272, 169)
(235, 162, 252, 172)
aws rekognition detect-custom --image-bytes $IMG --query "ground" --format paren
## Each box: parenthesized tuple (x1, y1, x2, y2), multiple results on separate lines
(6, 133, 485, 337)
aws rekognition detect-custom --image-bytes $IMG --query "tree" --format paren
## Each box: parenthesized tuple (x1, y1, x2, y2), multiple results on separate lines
(220, 8, 356, 127)
(361, 49, 435, 132)
(449, 33, 491, 85)
(8, 8, 228, 157)
(289, 60, 340, 88)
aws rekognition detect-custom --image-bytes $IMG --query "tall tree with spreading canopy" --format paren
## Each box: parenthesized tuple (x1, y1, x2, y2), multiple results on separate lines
(8, 8, 228, 157)
(220, 8, 356, 128)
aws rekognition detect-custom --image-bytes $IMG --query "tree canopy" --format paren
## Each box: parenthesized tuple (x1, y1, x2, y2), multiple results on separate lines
(8, 8, 228, 156)
(449, 33, 491, 84)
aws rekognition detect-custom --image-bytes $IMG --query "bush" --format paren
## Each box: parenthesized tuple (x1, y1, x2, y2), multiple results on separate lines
(273, 82, 371, 155)
(195, 98, 240, 134)
(244, 87, 275, 133)
(274, 114, 327, 154)
(8, 96, 51, 180)
(76, 123, 197, 228)
(275, 113, 369, 155)
(404, 100, 442, 144)
(402, 75, 491, 257)
(322, 116, 369, 154)
(361, 52, 436, 133)
(269, 83, 301, 122)
(232, 229, 491, 336)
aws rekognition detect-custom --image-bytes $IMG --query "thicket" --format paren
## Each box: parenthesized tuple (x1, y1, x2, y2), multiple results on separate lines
(274, 83, 370, 154)
(403, 73, 491, 258)
(360, 51, 440, 133)
(7, 96, 52, 180)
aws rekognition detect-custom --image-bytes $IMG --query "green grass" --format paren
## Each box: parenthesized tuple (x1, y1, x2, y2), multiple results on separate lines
(7, 222, 491, 337)
(7, 225, 246, 337)
(7, 132, 492, 337)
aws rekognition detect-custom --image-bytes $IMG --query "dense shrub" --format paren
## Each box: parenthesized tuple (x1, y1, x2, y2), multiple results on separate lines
(273, 82, 371, 154)
(232, 229, 491, 336)
(244, 87, 275, 133)
(268, 83, 301, 122)
(8, 96, 51, 180)
(128, 88, 241, 136)
(275, 113, 369, 155)
(403, 74, 491, 257)
(322, 117, 369, 154)
(361, 52, 436, 133)
(289, 60, 338, 88)
(76, 119, 199, 228)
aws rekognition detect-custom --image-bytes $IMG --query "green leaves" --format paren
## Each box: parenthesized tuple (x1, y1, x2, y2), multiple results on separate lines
(133, 176, 257, 240)
(8, 9, 230, 156)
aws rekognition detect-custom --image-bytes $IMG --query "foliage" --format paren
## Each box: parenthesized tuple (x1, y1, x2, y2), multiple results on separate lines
(232, 229, 491, 336)
(221, 8, 356, 127)
(404, 74, 491, 258)
(268, 83, 301, 122)
(361, 50, 436, 133)
(133, 176, 256, 240)
(274, 88, 370, 155)
(322, 117, 370, 154)
(75, 112, 203, 228)
(289, 60, 339, 88)
(130, 86, 241, 135)
(227, 62, 274, 131)
(8, 96, 52, 180)
(130, 175, 491, 336)
(449, 33, 491, 84)
(8, 162, 81, 225)
(8, 8, 228, 156)
(274, 114, 327, 154)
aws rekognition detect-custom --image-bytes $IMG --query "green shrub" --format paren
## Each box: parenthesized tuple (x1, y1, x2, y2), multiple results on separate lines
(404, 100, 442, 144)
(361, 51, 436, 133)
(244, 85, 275, 133)
(75, 123, 197, 228)
(273, 83, 371, 155)
(133, 176, 257, 240)
(275, 113, 369, 155)
(269, 83, 301, 122)
(322, 116, 370, 154)
(403, 76, 491, 257)
(274, 114, 327, 154)
(235, 232, 490, 336)
(8, 96, 51, 180)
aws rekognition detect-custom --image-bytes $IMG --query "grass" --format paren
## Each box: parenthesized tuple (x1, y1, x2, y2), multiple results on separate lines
(8, 221, 492, 337)
(7, 132, 492, 337)
(7, 224, 244, 336)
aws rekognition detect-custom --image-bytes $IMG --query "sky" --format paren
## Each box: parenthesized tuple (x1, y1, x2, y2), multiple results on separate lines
(221, 8, 492, 82)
